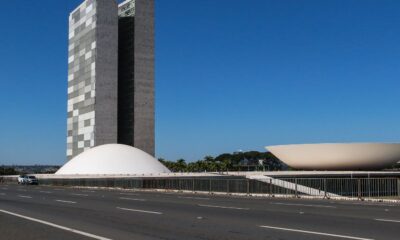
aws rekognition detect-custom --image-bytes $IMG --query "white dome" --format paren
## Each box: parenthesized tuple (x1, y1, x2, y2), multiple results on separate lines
(56, 144, 170, 175)
(267, 143, 400, 170)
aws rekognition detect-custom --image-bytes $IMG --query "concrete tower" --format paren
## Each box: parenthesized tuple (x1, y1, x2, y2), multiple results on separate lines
(118, 0, 155, 157)
(67, 0, 154, 160)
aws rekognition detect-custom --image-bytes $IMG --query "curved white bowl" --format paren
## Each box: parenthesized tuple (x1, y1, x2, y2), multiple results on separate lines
(266, 143, 400, 170)
(56, 144, 171, 175)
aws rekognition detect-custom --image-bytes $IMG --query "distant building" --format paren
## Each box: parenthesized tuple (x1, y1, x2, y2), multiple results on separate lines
(67, 0, 154, 160)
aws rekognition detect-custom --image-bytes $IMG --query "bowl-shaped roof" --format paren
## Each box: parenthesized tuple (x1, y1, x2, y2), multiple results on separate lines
(266, 143, 400, 170)
(56, 144, 171, 175)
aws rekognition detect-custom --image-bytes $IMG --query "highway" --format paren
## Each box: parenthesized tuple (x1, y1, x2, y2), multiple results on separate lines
(0, 184, 399, 240)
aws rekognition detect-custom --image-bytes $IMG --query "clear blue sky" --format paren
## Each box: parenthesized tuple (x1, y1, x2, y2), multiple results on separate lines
(1, 0, 400, 165)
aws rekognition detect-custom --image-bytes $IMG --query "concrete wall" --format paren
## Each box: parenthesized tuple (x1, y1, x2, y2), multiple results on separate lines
(94, 0, 119, 146)
(133, 0, 155, 156)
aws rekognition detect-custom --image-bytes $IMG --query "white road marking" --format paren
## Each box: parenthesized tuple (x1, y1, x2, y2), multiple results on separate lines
(116, 207, 162, 215)
(375, 218, 400, 223)
(55, 200, 76, 204)
(39, 191, 52, 194)
(82, 190, 95, 193)
(119, 197, 146, 201)
(198, 204, 249, 210)
(0, 209, 112, 240)
(178, 196, 210, 200)
(70, 193, 89, 197)
(271, 202, 336, 208)
(259, 225, 374, 240)
(18, 195, 32, 199)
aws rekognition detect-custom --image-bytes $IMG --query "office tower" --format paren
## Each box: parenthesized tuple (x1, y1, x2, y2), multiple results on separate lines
(118, 0, 155, 157)
(67, 0, 154, 160)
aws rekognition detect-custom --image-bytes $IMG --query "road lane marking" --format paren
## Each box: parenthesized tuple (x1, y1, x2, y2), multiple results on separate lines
(0, 209, 112, 240)
(178, 196, 210, 200)
(39, 191, 52, 194)
(18, 195, 32, 199)
(259, 225, 374, 240)
(198, 204, 249, 210)
(119, 197, 146, 201)
(55, 200, 76, 204)
(0, 193, 6, 196)
(70, 193, 89, 197)
(375, 218, 400, 223)
(271, 202, 336, 208)
(116, 207, 162, 215)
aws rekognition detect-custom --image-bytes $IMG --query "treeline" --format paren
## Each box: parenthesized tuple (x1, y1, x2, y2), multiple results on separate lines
(158, 151, 286, 172)
(0, 167, 18, 175)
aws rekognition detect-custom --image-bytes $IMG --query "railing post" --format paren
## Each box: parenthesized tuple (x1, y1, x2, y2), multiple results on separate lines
(358, 178, 362, 200)
(209, 179, 212, 194)
(269, 178, 273, 197)
(246, 179, 250, 195)
(192, 178, 195, 193)
(397, 178, 400, 198)
(324, 178, 327, 199)
(227, 179, 230, 194)
(295, 178, 298, 198)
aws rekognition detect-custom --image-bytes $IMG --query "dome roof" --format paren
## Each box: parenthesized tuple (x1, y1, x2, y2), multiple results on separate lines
(56, 144, 170, 175)
(267, 143, 400, 170)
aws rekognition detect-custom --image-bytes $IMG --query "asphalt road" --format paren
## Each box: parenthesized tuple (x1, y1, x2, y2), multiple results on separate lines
(0, 184, 399, 240)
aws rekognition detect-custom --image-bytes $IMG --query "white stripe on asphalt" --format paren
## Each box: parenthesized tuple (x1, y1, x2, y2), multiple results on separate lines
(116, 207, 162, 215)
(0, 209, 112, 240)
(55, 200, 76, 204)
(259, 225, 374, 240)
(119, 197, 146, 201)
(18, 195, 32, 199)
(375, 218, 400, 223)
(198, 204, 249, 210)
(39, 191, 52, 194)
(70, 193, 89, 197)
(271, 202, 336, 208)
(178, 196, 210, 200)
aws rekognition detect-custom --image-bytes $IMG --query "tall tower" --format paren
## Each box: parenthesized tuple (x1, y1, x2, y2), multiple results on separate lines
(118, 0, 155, 156)
(67, 0, 118, 160)
(66, 0, 154, 160)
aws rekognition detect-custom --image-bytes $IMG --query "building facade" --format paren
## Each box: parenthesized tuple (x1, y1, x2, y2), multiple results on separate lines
(118, 0, 155, 157)
(67, 0, 154, 160)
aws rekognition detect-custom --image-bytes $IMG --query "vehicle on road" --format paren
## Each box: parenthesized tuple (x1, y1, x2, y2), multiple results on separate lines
(17, 175, 38, 185)
(17, 175, 26, 184)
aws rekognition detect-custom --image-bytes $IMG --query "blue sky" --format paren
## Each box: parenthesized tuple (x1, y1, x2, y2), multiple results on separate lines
(1, 0, 400, 165)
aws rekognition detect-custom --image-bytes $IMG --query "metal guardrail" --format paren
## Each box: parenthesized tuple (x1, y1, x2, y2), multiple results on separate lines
(26, 177, 400, 200)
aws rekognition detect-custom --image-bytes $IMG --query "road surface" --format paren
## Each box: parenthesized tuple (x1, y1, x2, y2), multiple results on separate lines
(0, 184, 399, 240)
